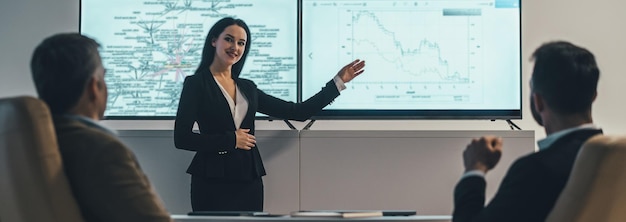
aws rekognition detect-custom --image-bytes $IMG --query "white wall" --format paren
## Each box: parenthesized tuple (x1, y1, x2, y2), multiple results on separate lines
(0, 0, 78, 98)
(2, 0, 626, 140)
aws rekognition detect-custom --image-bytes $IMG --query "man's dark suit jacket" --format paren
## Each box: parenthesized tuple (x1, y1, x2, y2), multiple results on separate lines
(54, 116, 171, 222)
(453, 128, 603, 222)
(174, 73, 339, 180)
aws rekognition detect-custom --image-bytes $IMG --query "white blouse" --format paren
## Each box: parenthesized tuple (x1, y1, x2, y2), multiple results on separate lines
(213, 76, 249, 129)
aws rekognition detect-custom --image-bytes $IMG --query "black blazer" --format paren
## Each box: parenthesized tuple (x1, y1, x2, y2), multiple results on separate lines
(453, 128, 603, 222)
(174, 72, 339, 180)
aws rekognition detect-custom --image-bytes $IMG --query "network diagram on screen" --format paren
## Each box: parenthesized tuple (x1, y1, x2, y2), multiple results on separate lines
(80, 0, 520, 119)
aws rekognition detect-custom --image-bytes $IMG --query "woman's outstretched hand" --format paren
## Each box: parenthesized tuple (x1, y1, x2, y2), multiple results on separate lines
(337, 59, 365, 83)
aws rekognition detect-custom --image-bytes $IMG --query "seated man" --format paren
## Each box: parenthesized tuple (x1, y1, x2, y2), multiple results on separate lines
(30, 33, 172, 222)
(453, 41, 603, 222)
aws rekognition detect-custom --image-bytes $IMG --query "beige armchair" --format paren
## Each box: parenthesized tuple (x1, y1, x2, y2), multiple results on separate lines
(0, 96, 84, 222)
(547, 134, 626, 222)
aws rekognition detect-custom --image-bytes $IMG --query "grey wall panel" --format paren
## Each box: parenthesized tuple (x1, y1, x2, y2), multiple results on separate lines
(118, 130, 301, 214)
(254, 130, 301, 214)
(116, 130, 533, 215)
(299, 130, 535, 215)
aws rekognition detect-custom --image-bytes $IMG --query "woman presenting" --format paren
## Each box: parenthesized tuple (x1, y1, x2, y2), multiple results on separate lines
(174, 17, 365, 211)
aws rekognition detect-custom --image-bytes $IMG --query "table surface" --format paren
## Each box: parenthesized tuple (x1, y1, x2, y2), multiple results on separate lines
(172, 214, 452, 222)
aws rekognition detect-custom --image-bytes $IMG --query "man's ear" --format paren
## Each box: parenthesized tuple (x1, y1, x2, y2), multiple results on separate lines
(592, 90, 598, 102)
(86, 77, 99, 101)
(532, 93, 545, 112)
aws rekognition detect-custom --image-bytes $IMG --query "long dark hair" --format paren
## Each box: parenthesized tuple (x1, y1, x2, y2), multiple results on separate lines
(195, 17, 251, 78)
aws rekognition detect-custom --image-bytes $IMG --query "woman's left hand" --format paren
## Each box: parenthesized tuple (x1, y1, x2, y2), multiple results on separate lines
(337, 59, 366, 83)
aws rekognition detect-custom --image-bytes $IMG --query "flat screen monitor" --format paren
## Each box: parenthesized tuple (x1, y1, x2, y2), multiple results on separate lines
(302, 0, 521, 119)
(80, 0, 298, 119)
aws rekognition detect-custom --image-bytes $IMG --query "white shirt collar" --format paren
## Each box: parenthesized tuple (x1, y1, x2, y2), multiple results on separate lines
(62, 114, 118, 136)
(537, 123, 599, 151)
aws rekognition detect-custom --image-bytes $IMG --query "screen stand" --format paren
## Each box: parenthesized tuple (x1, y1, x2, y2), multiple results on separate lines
(506, 119, 522, 130)
(282, 120, 297, 130)
(302, 119, 316, 130)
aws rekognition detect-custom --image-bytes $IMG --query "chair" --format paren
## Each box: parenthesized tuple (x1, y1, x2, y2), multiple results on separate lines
(0, 96, 84, 222)
(547, 134, 626, 222)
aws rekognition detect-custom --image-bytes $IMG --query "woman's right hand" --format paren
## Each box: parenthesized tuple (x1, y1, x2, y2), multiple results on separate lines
(337, 59, 366, 83)
(235, 128, 256, 150)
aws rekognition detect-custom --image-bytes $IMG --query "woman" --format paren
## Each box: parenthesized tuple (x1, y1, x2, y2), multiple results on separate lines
(174, 17, 365, 211)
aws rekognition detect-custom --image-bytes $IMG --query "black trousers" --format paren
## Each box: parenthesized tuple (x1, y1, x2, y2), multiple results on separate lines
(191, 175, 264, 211)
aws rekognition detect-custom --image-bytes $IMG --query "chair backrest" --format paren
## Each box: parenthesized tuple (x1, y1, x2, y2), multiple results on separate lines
(547, 134, 626, 222)
(0, 96, 84, 222)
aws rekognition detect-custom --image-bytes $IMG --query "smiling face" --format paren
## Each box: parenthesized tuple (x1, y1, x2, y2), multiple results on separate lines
(211, 24, 247, 68)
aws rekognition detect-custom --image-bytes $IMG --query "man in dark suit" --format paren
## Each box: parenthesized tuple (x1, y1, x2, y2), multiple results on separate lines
(453, 41, 602, 222)
(30, 33, 172, 222)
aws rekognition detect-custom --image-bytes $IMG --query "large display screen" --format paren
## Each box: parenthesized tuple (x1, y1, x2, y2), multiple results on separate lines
(302, 0, 521, 119)
(81, 0, 521, 120)
(81, 0, 298, 118)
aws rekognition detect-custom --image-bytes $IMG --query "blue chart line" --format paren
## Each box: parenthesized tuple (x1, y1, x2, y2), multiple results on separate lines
(345, 10, 479, 84)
